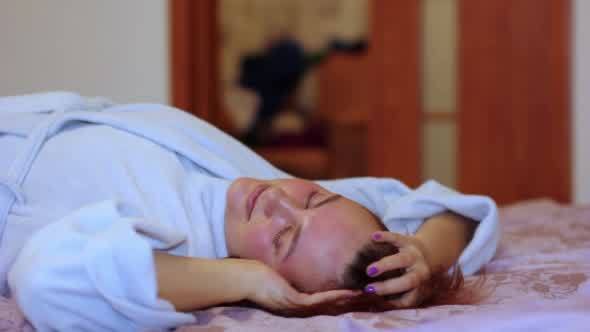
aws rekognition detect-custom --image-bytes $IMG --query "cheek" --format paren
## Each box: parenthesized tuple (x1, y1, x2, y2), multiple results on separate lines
(227, 178, 252, 214)
(240, 227, 272, 262)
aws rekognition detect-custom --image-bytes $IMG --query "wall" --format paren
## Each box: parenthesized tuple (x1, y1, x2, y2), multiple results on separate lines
(0, 0, 169, 104)
(574, 0, 590, 203)
(421, 0, 457, 188)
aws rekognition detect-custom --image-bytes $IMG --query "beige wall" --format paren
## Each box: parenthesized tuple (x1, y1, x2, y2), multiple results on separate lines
(421, 0, 457, 188)
(0, 0, 169, 104)
(574, 0, 590, 203)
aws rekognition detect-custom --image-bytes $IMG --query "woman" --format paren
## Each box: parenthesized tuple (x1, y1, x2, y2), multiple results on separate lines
(0, 92, 498, 331)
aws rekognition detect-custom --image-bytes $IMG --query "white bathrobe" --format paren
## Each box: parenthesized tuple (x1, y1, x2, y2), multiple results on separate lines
(0, 92, 499, 331)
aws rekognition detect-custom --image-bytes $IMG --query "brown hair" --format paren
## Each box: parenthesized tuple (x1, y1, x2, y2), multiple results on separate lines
(341, 241, 405, 291)
(339, 241, 469, 308)
(281, 241, 478, 317)
(274, 211, 487, 317)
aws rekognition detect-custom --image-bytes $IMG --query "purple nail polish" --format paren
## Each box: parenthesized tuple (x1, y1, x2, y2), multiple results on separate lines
(364, 285, 376, 294)
(372, 233, 382, 241)
(367, 266, 378, 276)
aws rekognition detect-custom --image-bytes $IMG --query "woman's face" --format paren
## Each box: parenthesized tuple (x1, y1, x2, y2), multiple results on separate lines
(225, 177, 381, 292)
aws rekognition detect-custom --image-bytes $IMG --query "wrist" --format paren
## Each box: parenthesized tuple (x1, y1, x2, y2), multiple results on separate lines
(184, 257, 254, 304)
(413, 234, 442, 274)
(414, 213, 473, 274)
(217, 258, 265, 302)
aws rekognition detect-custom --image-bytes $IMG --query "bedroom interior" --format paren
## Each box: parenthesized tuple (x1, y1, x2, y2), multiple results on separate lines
(0, 0, 588, 330)
(171, 0, 571, 206)
(161, 3, 589, 329)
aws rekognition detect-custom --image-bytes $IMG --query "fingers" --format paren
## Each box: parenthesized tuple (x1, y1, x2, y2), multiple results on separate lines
(272, 285, 303, 309)
(367, 231, 430, 278)
(366, 250, 415, 277)
(292, 289, 360, 307)
(265, 271, 360, 310)
(372, 231, 412, 248)
(362, 231, 434, 308)
(303, 289, 360, 306)
(365, 269, 427, 296)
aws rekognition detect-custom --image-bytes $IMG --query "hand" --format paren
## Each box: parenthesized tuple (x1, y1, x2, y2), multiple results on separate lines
(241, 260, 359, 312)
(364, 231, 434, 308)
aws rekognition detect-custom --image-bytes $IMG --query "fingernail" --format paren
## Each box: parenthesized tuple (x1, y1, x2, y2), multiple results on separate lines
(364, 285, 376, 294)
(348, 291, 361, 297)
(367, 266, 379, 276)
(372, 232, 382, 241)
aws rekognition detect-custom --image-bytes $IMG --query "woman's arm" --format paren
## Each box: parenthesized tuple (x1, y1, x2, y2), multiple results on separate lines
(154, 252, 358, 312)
(414, 212, 477, 273)
(154, 252, 254, 311)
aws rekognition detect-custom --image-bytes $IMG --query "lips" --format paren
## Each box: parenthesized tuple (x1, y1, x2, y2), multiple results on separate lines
(246, 184, 270, 221)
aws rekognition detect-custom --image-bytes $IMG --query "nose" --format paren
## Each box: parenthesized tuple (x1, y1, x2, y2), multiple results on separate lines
(262, 187, 303, 224)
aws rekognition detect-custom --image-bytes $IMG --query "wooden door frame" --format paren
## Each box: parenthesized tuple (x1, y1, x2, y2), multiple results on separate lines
(170, 0, 219, 123)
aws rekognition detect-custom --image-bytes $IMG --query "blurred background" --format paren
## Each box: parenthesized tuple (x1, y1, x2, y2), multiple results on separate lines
(0, 0, 587, 206)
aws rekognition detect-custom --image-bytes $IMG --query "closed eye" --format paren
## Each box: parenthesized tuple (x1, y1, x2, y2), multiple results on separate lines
(305, 191, 319, 209)
(272, 225, 293, 250)
(305, 192, 341, 210)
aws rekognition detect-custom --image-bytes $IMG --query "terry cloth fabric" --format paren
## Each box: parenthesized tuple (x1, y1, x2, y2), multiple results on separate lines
(0, 92, 499, 331)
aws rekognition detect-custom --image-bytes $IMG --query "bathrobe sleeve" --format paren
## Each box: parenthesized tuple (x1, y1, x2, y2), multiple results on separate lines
(8, 201, 195, 331)
(317, 178, 499, 276)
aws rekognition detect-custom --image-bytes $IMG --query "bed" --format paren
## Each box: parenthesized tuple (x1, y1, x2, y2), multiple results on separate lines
(1, 199, 588, 331)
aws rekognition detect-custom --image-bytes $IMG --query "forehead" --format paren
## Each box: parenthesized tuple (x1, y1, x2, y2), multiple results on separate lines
(279, 197, 378, 291)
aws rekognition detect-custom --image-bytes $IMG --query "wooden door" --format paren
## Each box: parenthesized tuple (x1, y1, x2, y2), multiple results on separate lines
(368, 0, 421, 187)
(458, 0, 571, 204)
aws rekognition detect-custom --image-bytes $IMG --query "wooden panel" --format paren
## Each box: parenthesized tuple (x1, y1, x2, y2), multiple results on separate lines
(254, 148, 329, 180)
(317, 53, 371, 179)
(327, 122, 368, 178)
(368, 1, 421, 186)
(318, 54, 371, 126)
(170, 0, 218, 122)
(458, 0, 571, 204)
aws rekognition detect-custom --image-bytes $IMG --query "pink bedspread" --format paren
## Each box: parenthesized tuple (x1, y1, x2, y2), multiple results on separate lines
(2, 200, 589, 331)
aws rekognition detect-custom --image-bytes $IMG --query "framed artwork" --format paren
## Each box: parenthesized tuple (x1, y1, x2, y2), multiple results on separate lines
(218, 0, 369, 147)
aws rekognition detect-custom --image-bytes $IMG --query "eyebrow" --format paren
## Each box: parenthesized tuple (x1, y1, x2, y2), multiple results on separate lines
(313, 194, 342, 209)
(283, 194, 342, 262)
